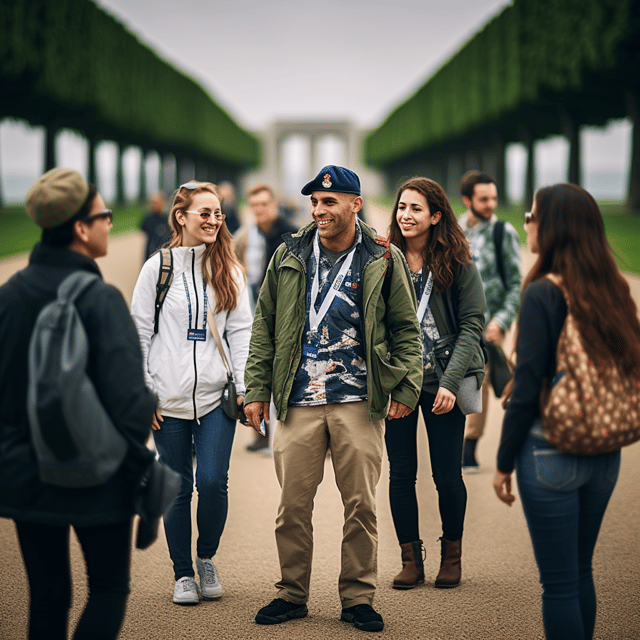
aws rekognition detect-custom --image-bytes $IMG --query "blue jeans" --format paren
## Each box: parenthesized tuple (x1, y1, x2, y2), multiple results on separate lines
(516, 431, 620, 640)
(152, 406, 236, 580)
(385, 391, 467, 543)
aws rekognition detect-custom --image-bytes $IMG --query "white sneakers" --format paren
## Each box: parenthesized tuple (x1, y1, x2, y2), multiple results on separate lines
(173, 576, 199, 605)
(196, 557, 223, 599)
(173, 558, 223, 604)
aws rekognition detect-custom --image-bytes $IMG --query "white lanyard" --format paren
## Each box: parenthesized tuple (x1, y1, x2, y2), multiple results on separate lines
(309, 231, 357, 332)
(416, 271, 434, 322)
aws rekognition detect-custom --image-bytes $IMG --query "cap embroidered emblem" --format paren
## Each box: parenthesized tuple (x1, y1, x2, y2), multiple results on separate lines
(322, 173, 332, 188)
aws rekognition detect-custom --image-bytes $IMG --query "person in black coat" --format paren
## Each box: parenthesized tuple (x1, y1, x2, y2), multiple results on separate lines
(0, 168, 155, 640)
(140, 191, 171, 260)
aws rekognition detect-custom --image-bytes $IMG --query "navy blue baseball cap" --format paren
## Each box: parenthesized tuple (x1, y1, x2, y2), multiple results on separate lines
(301, 165, 361, 196)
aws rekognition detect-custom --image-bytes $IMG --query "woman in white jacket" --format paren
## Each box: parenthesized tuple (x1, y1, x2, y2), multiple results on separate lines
(131, 181, 252, 605)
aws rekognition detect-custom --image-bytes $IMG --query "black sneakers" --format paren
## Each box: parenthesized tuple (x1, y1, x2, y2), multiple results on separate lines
(341, 604, 384, 632)
(255, 598, 308, 625)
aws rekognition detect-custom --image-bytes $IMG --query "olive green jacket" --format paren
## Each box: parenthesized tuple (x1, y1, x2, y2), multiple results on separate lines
(244, 220, 423, 422)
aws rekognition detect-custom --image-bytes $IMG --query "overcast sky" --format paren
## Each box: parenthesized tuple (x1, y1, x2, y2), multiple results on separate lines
(93, 0, 511, 130)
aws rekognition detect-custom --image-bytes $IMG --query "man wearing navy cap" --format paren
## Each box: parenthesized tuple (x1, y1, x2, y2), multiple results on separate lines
(244, 165, 422, 631)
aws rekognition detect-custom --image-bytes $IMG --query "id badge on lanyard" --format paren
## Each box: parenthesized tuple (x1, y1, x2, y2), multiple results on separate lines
(416, 271, 434, 322)
(308, 232, 357, 333)
(182, 273, 208, 341)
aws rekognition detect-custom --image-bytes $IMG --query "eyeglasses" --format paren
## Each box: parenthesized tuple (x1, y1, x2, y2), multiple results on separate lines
(185, 210, 226, 221)
(83, 209, 113, 224)
(524, 211, 535, 224)
(180, 181, 202, 190)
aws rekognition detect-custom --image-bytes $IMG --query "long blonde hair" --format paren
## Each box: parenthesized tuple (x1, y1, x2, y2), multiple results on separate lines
(168, 181, 244, 312)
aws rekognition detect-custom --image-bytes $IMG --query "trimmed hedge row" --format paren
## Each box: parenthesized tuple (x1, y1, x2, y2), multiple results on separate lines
(365, 0, 639, 166)
(0, 0, 259, 167)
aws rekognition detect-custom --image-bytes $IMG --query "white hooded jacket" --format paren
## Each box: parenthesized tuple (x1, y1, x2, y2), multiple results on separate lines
(131, 244, 252, 420)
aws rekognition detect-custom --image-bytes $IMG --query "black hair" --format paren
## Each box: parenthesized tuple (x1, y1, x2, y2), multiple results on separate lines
(41, 184, 98, 247)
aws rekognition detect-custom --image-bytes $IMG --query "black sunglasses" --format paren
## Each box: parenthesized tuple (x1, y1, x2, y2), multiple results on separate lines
(83, 209, 113, 224)
(524, 211, 535, 224)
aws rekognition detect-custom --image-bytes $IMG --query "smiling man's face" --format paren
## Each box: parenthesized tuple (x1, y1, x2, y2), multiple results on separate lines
(310, 191, 362, 252)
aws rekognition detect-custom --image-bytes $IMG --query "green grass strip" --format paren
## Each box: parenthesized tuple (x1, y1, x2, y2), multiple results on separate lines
(0, 204, 146, 259)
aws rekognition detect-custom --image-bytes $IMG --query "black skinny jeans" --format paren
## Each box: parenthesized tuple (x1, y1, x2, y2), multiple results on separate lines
(385, 391, 467, 543)
(15, 519, 132, 640)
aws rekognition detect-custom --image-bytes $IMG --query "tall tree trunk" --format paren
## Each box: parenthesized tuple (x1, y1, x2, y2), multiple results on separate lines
(523, 129, 535, 209)
(158, 152, 165, 194)
(563, 110, 581, 186)
(45, 123, 59, 171)
(492, 134, 507, 204)
(626, 92, 640, 212)
(115, 141, 125, 206)
(87, 136, 98, 187)
(138, 148, 147, 203)
(0, 124, 4, 209)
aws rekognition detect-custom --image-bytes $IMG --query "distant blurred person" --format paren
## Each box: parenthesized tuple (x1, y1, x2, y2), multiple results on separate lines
(493, 183, 640, 640)
(140, 191, 171, 260)
(234, 184, 297, 452)
(0, 168, 155, 640)
(218, 181, 241, 234)
(235, 184, 298, 306)
(458, 171, 522, 471)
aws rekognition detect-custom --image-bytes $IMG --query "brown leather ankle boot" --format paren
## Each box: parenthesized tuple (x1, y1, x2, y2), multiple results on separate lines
(435, 537, 461, 588)
(393, 540, 425, 589)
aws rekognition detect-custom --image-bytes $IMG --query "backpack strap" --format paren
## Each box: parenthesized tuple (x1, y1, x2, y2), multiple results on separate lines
(57, 271, 100, 304)
(492, 220, 506, 289)
(154, 248, 174, 334)
(375, 234, 394, 300)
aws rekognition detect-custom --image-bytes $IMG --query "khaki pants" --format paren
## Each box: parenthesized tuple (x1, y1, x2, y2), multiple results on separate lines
(273, 402, 384, 608)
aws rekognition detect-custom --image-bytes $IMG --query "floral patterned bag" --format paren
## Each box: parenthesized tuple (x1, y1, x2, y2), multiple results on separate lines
(540, 275, 640, 455)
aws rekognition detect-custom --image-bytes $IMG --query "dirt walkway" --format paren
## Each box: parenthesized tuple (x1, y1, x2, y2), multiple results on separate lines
(1, 213, 640, 639)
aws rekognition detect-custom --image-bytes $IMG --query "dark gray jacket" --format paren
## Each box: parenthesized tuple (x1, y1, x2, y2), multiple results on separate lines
(425, 261, 487, 393)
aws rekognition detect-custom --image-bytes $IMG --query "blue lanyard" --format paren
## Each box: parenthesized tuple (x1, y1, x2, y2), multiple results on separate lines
(181, 272, 208, 329)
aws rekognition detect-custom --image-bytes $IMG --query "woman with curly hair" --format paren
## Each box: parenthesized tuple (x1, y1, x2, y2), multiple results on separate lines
(385, 177, 486, 590)
(493, 184, 640, 639)
(131, 181, 252, 605)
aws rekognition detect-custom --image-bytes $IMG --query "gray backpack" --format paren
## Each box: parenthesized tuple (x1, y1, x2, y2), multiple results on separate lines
(27, 271, 128, 488)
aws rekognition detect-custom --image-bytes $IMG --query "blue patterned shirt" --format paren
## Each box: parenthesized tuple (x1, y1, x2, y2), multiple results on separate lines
(288, 225, 367, 406)
(411, 269, 441, 388)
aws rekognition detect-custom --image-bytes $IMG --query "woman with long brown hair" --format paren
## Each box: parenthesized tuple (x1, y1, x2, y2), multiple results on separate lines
(385, 177, 485, 590)
(493, 183, 640, 639)
(131, 181, 252, 605)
